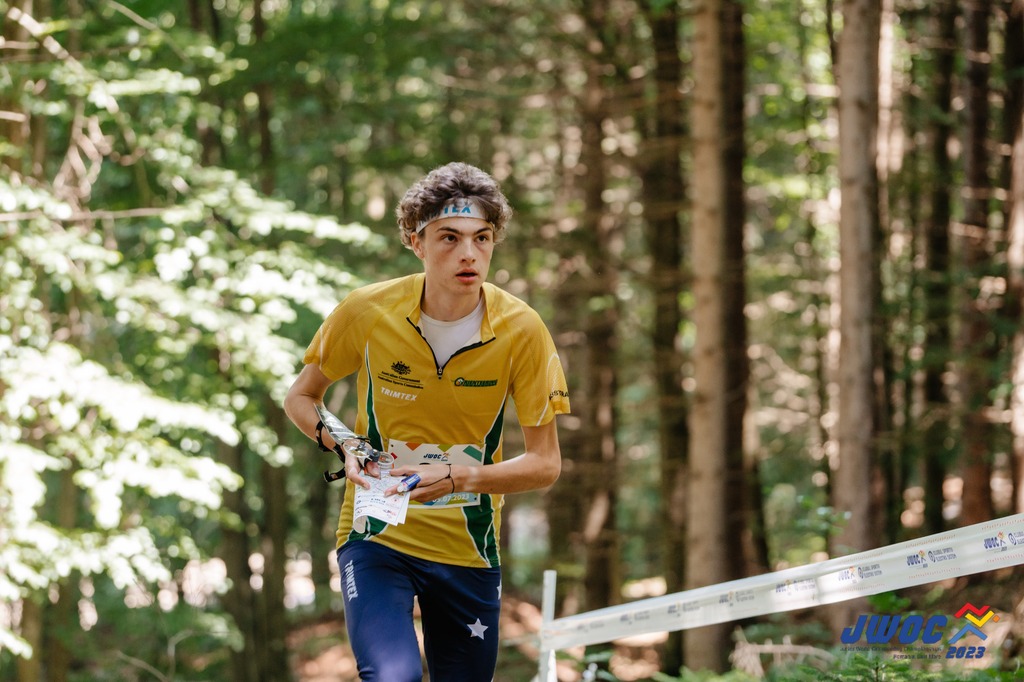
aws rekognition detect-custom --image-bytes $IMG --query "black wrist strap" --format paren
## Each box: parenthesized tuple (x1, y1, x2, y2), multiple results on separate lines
(315, 420, 347, 456)
(315, 420, 332, 452)
(316, 420, 347, 482)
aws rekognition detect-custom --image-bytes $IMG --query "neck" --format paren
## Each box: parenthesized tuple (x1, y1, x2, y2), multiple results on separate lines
(421, 285, 482, 321)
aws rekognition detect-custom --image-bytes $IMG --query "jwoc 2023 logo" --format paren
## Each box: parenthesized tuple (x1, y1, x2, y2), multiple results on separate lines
(950, 603, 999, 643)
(841, 602, 998, 660)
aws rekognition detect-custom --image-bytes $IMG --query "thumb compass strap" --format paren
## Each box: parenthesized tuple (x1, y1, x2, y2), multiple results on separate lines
(316, 420, 347, 482)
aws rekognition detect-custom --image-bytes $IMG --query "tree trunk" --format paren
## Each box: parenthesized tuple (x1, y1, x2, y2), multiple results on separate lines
(252, 0, 274, 196)
(188, 0, 225, 166)
(48, 467, 78, 681)
(829, 0, 881, 637)
(546, 87, 591, 619)
(637, 2, 689, 673)
(1008, 0, 1024, 514)
(548, 269, 589, 617)
(261, 402, 294, 681)
(16, 597, 43, 682)
(958, 0, 995, 528)
(1002, 0, 1024, 212)
(874, 0, 899, 546)
(685, 0, 746, 670)
(919, 0, 958, 536)
(307, 458, 334, 608)
(578, 57, 620, 618)
(721, 0, 755, 577)
(795, 0, 835, 548)
(218, 440, 260, 682)
(1, 0, 31, 175)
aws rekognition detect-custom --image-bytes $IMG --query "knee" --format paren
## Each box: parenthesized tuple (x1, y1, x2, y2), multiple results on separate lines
(359, 658, 423, 682)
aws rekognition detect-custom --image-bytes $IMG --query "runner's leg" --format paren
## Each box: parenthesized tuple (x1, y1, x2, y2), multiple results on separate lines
(417, 562, 502, 681)
(337, 542, 423, 681)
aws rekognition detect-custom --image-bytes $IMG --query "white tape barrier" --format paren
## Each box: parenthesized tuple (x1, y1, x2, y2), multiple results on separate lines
(539, 514, 1024, 653)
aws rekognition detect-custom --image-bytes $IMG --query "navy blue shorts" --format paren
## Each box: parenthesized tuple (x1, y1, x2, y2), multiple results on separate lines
(337, 541, 502, 681)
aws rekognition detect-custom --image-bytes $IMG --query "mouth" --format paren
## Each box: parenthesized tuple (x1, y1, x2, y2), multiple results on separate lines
(456, 270, 478, 282)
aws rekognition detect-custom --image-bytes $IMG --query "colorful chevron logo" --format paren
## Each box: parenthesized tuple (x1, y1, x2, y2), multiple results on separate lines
(948, 603, 1000, 644)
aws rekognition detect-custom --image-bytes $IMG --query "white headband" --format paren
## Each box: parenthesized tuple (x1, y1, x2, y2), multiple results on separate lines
(415, 198, 489, 233)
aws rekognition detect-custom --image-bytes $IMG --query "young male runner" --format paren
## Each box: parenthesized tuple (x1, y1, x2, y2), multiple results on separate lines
(284, 162, 570, 680)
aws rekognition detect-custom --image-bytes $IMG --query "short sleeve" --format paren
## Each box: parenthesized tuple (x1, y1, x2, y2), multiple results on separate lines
(509, 311, 570, 426)
(302, 294, 366, 381)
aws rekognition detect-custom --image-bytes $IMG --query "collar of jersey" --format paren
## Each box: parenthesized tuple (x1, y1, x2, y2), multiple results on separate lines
(404, 273, 497, 343)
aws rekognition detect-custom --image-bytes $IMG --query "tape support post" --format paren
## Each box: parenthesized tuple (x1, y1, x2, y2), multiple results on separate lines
(539, 514, 1024, 652)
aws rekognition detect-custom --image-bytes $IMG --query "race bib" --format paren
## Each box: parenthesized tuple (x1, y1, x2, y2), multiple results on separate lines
(388, 440, 484, 509)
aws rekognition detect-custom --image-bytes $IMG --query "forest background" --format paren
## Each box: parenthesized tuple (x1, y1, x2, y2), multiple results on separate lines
(2, 0, 1024, 680)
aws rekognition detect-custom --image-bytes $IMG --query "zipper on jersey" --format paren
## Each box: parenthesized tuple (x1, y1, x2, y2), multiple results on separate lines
(437, 338, 495, 379)
(406, 317, 496, 379)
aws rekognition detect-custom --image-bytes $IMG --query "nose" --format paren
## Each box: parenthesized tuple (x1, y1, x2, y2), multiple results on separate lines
(459, 237, 476, 260)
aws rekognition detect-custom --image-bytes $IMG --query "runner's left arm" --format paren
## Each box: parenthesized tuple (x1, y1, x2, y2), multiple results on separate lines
(387, 418, 561, 501)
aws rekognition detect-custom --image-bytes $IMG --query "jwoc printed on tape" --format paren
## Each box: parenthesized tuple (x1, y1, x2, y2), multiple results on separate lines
(540, 514, 1024, 651)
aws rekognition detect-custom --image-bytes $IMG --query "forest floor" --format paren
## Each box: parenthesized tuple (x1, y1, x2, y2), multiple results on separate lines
(287, 569, 1024, 681)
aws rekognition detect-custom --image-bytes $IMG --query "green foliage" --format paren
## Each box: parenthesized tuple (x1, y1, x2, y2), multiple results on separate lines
(768, 653, 923, 682)
(741, 617, 834, 651)
(60, 575, 239, 681)
(867, 592, 913, 614)
(765, 653, 1024, 682)
(2, 0, 1021, 677)
(0, 0, 389, 663)
(654, 668, 759, 682)
(648, 652, 1023, 682)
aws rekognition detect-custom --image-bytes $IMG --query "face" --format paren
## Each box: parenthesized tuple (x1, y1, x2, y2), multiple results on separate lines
(410, 217, 495, 317)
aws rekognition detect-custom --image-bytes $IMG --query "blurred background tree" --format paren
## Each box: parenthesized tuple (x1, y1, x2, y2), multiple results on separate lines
(1, 0, 1022, 679)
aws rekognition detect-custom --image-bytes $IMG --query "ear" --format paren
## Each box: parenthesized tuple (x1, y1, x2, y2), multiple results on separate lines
(410, 231, 426, 259)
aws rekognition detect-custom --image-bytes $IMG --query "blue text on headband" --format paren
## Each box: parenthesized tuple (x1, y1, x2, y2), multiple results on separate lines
(416, 198, 489, 233)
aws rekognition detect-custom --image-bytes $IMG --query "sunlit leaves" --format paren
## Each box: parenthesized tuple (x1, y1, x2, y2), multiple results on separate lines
(0, 443, 184, 640)
(4, 342, 237, 440)
(0, 444, 64, 535)
(0, 2, 383, 654)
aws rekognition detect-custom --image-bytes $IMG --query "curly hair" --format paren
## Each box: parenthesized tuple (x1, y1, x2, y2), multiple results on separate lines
(396, 162, 512, 248)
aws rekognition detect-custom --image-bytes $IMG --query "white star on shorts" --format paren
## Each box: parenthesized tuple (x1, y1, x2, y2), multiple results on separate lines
(467, 618, 488, 640)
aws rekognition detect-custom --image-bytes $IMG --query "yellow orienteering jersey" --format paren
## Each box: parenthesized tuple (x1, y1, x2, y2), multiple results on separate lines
(303, 274, 570, 568)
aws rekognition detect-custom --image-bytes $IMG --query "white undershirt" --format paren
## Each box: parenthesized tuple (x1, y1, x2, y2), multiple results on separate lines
(419, 297, 485, 368)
